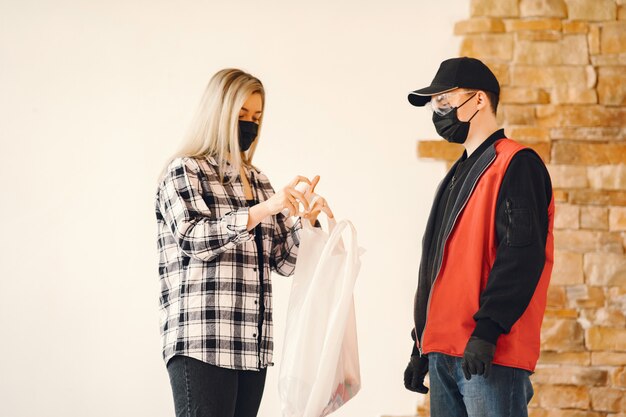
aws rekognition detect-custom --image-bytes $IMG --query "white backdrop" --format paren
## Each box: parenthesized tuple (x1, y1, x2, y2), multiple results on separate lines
(0, 1, 467, 416)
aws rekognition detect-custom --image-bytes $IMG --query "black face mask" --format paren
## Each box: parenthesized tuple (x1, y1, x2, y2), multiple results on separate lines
(238, 120, 258, 151)
(432, 93, 479, 144)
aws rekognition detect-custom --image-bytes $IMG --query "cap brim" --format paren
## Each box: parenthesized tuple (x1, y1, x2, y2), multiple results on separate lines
(407, 84, 458, 107)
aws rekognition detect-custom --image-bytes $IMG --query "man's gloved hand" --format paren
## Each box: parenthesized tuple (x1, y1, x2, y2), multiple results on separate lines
(403, 354, 429, 393)
(462, 336, 496, 380)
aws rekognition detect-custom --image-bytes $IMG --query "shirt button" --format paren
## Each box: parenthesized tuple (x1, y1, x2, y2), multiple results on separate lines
(254, 300, 258, 304)
(253, 333, 257, 338)
(253, 268, 258, 272)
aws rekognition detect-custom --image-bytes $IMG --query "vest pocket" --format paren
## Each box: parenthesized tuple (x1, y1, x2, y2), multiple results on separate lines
(505, 199, 532, 247)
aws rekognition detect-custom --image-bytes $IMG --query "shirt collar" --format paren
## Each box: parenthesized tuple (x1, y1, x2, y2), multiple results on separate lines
(205, 155, 261, 177)
(460, 128, 506, 163)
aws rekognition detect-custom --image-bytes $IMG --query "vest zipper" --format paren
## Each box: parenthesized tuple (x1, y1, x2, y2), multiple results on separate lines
(505, 199, 512, 246)
(419, 152, 497, 355)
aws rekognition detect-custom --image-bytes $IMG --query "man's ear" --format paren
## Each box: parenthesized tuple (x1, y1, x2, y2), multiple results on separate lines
(476, 91, 489, 110)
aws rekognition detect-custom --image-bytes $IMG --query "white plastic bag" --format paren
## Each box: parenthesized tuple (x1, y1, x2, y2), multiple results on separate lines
(279, 218, 363, 417)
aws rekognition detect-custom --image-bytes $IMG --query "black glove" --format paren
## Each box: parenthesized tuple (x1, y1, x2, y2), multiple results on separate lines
(462, 336, 496, 380)
(403, 354, 429, 393)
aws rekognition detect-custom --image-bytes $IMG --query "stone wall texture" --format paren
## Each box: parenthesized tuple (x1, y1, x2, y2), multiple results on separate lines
(414, 0, 626, 415)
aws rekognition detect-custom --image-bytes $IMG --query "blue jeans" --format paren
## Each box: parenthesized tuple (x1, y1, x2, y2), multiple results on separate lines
(428, 353, 534, 417)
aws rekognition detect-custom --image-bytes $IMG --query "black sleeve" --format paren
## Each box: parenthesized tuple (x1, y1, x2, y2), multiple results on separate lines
(471, 150, 553, 345)
(410, 328, 419, 357)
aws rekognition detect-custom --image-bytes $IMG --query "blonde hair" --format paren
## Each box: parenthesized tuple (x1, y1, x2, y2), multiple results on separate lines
(164, 68, 265, 182)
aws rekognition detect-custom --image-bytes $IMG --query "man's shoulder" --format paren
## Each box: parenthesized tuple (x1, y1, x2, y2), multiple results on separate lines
(510, 147, 547, 169)
(495, 138, 547, 168)
(505, 145, 551, 185)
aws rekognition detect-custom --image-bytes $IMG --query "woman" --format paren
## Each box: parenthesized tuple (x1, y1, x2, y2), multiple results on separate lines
(155, 68, 333, 417)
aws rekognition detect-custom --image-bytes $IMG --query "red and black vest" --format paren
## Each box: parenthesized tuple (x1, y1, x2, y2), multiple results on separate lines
(415, 138, 555, 372)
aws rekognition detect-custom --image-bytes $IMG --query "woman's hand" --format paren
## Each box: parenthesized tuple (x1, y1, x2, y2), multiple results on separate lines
(304, 196, 334, 225)
(302, 175, 334, 225)
(248, 176, 312, 230)
(264, 175, 311, 217)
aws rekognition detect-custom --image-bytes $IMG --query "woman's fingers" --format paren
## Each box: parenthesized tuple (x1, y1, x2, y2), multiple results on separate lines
(289, 175, 311, 188)
(284, 198, 297, 217)
(312, 196, 327, 211)
(304, 206, 333, 221)
(279, 176, 327, 218)
(321, 204, 334, 219)
(309, 175, 321, 194)
(286, 193, 298, 208)
(288, 189, 310, 212)
(316, 197, 334, 218)
(304, 197, 334, 220)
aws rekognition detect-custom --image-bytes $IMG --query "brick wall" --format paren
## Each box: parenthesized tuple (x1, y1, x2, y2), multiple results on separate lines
(414, 0, 626, 415)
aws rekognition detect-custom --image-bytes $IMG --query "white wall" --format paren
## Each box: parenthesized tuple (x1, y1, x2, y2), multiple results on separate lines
(0, 1, 467, 416)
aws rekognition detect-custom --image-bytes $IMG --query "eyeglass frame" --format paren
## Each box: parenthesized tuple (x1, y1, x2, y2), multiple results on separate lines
(426, 90, 478, 116)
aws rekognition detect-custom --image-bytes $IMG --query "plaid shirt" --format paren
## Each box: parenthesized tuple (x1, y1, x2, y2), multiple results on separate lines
(155, 156, 301, 370)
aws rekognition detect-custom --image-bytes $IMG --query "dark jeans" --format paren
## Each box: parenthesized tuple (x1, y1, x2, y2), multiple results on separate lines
(428, 352, 534, 417)
(166, 355, 267, 417)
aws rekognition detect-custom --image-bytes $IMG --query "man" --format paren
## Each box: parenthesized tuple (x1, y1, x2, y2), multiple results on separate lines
(403, 57, 554, 417)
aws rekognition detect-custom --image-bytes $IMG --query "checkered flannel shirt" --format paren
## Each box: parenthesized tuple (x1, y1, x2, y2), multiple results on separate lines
(156, 156, 302, 370)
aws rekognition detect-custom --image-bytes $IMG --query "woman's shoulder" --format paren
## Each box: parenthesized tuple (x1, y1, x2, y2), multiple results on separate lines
(165, 155, 219, 175)
(159, 156, 223, 191)
(165, 156, 195, 171)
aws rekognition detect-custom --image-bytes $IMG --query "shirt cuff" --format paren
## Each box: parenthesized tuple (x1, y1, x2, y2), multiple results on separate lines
(224, 208, 253, 243)
(292, 218, 302, 247)
(471, 318, 504, 346)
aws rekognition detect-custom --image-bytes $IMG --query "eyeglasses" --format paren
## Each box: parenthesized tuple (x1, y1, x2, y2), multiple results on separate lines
(426, 91, 477, 116)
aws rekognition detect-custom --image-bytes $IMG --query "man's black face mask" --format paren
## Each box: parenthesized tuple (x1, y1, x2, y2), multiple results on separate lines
(432, 93, 479, 144)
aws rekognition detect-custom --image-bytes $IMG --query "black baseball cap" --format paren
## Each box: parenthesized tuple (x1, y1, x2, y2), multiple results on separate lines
(408, 57, 500, 107)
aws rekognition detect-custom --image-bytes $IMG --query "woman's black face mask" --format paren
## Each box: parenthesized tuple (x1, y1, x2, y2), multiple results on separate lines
(238, 120, 258, 151)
